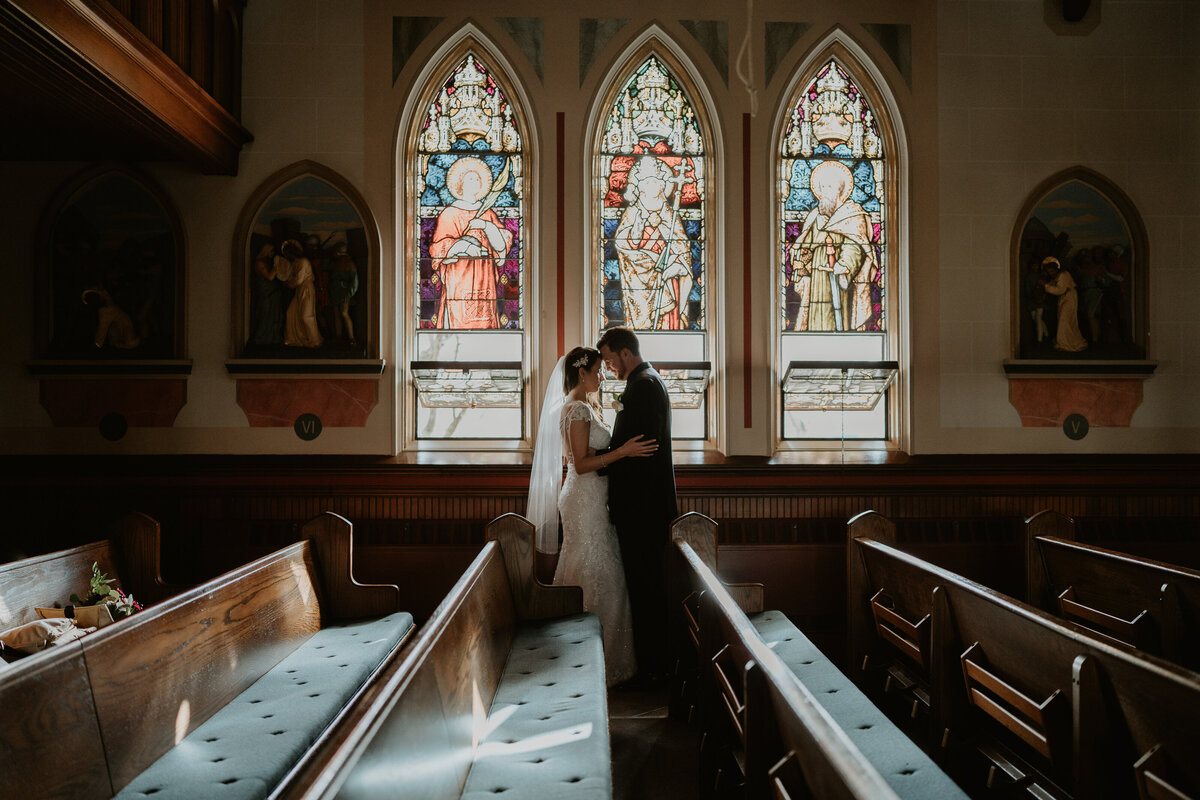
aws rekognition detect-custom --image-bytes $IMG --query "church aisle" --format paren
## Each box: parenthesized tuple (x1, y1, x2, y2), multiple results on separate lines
(609, 685, 699, 799)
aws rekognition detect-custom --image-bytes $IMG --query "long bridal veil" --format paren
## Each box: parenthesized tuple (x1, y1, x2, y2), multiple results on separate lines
(527, 355, 566, 554)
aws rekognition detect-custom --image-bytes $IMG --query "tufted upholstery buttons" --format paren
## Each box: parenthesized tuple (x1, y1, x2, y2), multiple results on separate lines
(461, 613, 610, 800)
(749, 609, 968, 799)
(113, 612, 414, 800)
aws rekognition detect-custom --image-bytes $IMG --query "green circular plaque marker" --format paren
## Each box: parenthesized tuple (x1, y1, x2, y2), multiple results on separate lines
(295, 413, 322, 441)
(1063, 413, 1088, 440)
(99, 412, 127, 441)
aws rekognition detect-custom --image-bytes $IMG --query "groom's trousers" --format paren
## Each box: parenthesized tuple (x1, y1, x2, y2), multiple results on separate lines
(615, 516, 671, 679)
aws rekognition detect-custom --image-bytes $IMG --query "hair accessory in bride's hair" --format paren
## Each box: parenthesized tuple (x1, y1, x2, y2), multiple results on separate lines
(571, 355, 589, 369)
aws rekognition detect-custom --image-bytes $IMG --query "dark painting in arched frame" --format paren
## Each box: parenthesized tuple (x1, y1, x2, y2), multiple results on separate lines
(1012, 169, 1148, 360)
(232, 162, 378, 359)
(37, 166, 185, 360)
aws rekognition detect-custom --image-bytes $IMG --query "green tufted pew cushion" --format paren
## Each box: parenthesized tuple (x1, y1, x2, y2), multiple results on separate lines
(115, 612, 414, 800)
(462, 613, 611, 800)
(749, 610, 969, 800)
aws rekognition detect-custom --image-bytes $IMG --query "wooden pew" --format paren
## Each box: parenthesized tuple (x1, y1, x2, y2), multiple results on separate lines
(0, 511, 174, 630)
(674, 513, 969, 800)
(0, 511, 413, 800)
(274, 513, 613, 800)
(845, 511, 942, 736)
(669, 511, 765, 727)
(850, 526, 1200, 799)
(1026, 509, 1200, 669)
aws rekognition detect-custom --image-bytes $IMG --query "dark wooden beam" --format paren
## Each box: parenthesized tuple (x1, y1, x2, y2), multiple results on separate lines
(0, 0, 252, 174)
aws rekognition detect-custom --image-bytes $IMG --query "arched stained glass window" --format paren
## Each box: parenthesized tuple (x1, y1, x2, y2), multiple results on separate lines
(416, 53, 524, 332)
(598, 54, 705, 333)
(408, 48, 529, 442)
(777, 55, 897, 444)
(593, 49, 714, 442)
(780, 60, 884, 334)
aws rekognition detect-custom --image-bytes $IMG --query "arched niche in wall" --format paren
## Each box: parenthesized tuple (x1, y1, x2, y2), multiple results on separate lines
(1005, 167, 1154, 430)
(227, 161, 383, 431)
(35, 164, 186, 362)
(1011, 168, 1148, 362)
(230, 161, 380, 363)
(29, 164, 189, 433)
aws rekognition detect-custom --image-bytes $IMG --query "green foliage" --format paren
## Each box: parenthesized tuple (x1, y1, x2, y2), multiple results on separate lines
(68, 562, 142, 618)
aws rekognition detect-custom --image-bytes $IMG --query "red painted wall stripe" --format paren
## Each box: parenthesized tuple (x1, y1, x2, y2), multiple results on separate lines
(742, 113, 753, 429)
(556, 112, 566, 355)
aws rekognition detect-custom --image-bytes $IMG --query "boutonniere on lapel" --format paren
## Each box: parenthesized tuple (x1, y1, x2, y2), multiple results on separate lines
(612, 392, 624, 412)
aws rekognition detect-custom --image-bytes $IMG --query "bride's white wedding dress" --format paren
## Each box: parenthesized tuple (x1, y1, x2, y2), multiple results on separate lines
(554, 399, 637, 686)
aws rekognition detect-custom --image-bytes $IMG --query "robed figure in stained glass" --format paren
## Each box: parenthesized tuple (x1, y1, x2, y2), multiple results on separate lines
(416, 53, 524, 331)
(613, 156, 695, 329)
(781, 61, 885, 333)
(599, 55, 705, 332)
(788, 161, 877, 331)
(430, 157, 513, 329)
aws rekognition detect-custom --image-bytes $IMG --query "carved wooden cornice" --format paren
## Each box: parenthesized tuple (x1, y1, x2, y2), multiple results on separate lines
(0, 0, 252, 174)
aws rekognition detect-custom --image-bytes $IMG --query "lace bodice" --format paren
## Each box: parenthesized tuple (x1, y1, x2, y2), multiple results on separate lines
(560, 400, 610, 466)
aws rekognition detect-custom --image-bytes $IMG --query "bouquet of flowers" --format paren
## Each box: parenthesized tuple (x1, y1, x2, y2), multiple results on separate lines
(70, 562, 143, 619)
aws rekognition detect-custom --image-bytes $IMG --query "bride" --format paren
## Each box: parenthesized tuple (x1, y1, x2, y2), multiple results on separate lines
(527, 346, 656, 686)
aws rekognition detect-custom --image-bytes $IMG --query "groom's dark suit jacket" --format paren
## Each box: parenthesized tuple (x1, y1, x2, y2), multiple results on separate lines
(601, 361, 678, 532)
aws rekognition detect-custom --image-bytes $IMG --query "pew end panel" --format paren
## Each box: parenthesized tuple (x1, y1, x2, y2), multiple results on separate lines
(300, 511, 402, 619)
(847, 510, 899, 548)
(109, 510, 178, 605)
(487, 513, 583, 620)
(672, 512, 765, 614)
(0, 643, 112, 799)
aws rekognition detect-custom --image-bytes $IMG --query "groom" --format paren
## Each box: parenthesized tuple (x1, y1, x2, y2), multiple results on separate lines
(596, 326, 678, 688)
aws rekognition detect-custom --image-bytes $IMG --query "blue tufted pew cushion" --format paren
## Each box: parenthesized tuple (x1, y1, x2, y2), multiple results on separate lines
(115, 612, 414, 800)
(749, 610, 969, 800)
(462, 612, 611, 800)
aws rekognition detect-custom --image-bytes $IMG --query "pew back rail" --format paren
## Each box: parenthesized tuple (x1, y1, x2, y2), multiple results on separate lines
(0, 511, 174, 630)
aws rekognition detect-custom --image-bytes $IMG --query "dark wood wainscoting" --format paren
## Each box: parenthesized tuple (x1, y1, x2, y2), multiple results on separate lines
(3, 454, 1197, 655)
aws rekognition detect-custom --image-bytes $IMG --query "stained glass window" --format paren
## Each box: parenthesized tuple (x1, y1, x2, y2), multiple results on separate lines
(780, 60, 884, 333)
(598, 55, 705, 333)
(416, 53, 523, 332)
(778, 58, 893, 442)
(409, 49, 528, 441)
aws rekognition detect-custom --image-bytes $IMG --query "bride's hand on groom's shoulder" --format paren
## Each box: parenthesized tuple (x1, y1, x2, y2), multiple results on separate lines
(620, 434, 658, 459)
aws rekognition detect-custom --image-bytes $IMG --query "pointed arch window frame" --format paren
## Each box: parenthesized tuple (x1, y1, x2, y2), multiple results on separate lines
(771, 35, 910, 451)
(585, 32, 724, 448)
(398, 32, 538, 448)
